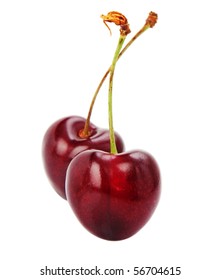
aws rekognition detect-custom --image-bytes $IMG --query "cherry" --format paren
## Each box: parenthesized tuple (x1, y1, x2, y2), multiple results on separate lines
(65, 12, 160, 240)
(42, 116, 124, 199)
(66, 149, 161, 240)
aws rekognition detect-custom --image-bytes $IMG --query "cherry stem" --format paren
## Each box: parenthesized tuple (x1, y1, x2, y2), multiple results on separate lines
(108, 34, 127, 154)
(80, 12, 158, 139)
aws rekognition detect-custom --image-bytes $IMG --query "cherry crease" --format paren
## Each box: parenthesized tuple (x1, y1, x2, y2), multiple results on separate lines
(42, 116, 124, 200)
(66, 149, 161, 241)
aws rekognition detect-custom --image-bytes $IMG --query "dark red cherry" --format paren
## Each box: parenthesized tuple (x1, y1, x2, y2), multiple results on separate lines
(66, 149, 161, 241)
(42, 116, 124, 199)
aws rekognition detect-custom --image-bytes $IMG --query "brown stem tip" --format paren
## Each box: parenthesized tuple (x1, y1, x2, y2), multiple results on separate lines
(101, 11, 131, 36)
(146, 11, 158, 28)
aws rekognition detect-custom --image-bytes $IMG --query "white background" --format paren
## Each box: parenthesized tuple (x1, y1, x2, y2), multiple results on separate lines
(1, 0, 220, 279)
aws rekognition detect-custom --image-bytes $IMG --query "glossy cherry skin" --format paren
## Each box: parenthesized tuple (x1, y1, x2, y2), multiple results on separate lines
(42, 116, 124, 199)
(66, 149, 161, 241)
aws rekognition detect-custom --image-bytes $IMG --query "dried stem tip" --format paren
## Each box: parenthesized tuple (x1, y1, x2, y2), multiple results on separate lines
(101, 11, 131, 36)
(146, 11, 158, 28)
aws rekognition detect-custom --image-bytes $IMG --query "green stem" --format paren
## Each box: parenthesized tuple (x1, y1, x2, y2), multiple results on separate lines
(108, 35, 127, 154)
(80, 23, 152, 138)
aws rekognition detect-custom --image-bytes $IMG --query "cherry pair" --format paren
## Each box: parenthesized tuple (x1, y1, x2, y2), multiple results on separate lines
(42, 11, 161, 241)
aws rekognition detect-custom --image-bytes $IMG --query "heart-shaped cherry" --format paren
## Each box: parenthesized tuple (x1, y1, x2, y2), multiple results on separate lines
(66, 149, 160, 240)
(42, 116, 124, 199)
(66, 13, 160, 240)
